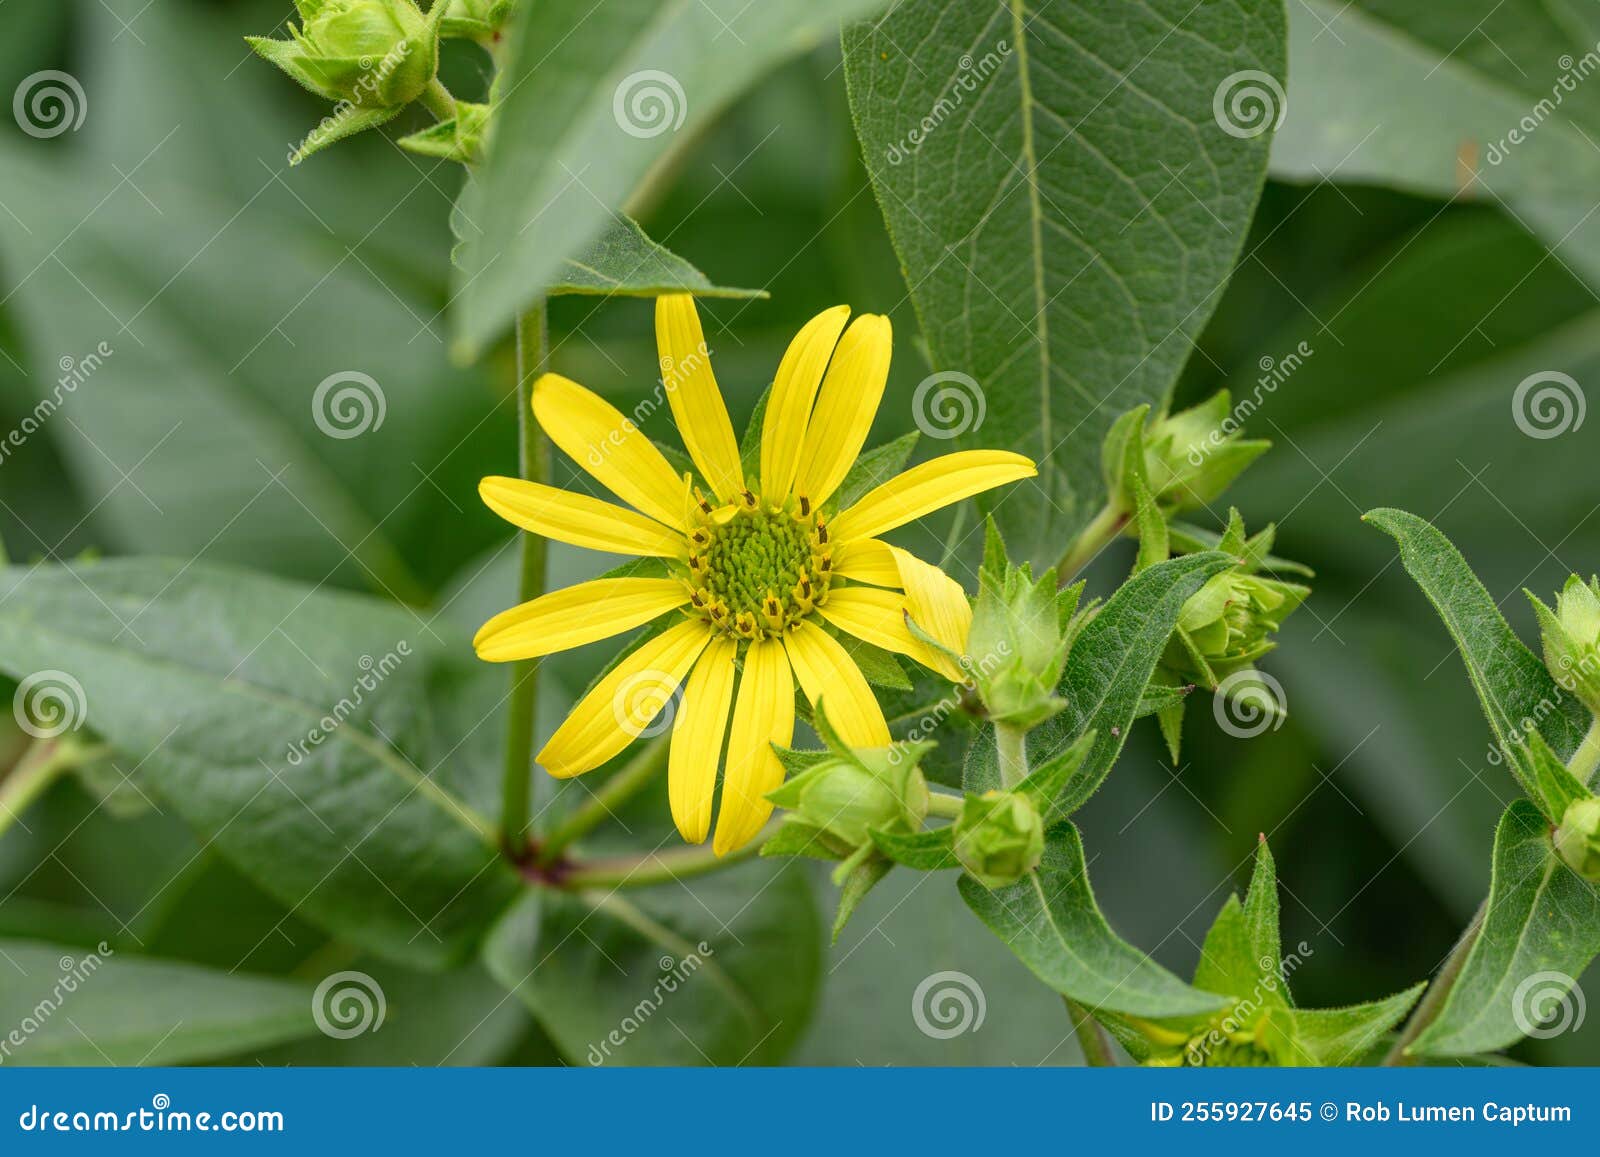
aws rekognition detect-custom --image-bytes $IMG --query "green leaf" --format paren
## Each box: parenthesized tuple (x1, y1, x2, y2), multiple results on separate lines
(1193, 895, 1256, 998)
(1012, 552, 1235, 808)
(1017, 730, 1095, 823)
(452, 0, 889, 356)
(871, 826, 959, 870)
(1414, 801, 1600, 1056)
(1364, 509, 1590, 767)
(959, 821, 1226, 1018)
(1511, 731, 1593, 827)
(0, 939, 316, 1065)
(548, 217, 766, 300)
(832, 856, 893, 941)
(482, 862, 821, 1065)
(1291, 985, 1426, 1067)
(842, 0, 1286, 563)
(0, 559, 518, 969)
(1243, 838, 1282, 994)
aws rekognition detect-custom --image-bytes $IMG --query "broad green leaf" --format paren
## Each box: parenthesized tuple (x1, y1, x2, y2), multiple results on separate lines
(1364, 508, 1590, 766)
(1414, 801, 1600, 1056)
(549, 217, 766, 299)
(1272, 1, 1600, 285)
(482, 861, 820, 1065)
(1292, 986, 1426, 1067)
(1018, 730, 1095, 823)
(0, 938, 316, 1065)
(959, 821, 1225, 1018)
(0, 559, 519, 969)
(987, 552, 1235, 807)
(452, 0, 889, 356)
(843, 0, 1286, 563)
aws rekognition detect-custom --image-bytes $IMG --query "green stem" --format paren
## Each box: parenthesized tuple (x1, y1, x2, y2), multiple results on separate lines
(1568, 715, 1600, 786)
(996, 721, 1029, 789)
(537, 738, 669, 865)
(1382, 898, 1486, 1066)
(1064, 997, 1118, 1066)
(926, 791, 964, 820)
(420, 77, 457, 121)
(500, 304, 550, 858)
(1056, 501, 1127, 584)
(559, 820, 780, 890)
(0, 739, 106, 839)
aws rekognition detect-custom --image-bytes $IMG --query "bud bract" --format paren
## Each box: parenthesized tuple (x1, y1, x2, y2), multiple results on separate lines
(952, 790, 1044, 888)
(1555, 796, 1600, 881)
(251, 0, 438, 109)
(966, 561, 1076, 729)
(767, 747, 929, 851)
(1530, 576, 1600, 714)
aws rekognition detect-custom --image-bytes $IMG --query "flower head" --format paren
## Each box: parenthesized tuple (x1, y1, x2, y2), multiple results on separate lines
(474, 296, 1035, 854)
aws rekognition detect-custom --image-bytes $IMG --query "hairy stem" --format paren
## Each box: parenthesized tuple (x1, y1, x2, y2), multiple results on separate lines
(996, 721, 1029, 789)
(926, 791, 964, 820)
(1064, 997, 1118, 1066)
(560, 820, 781, 890)
(537, 738, 670, 866)
(1056, 502, 1127, 584)
(1568, 714, 1600, 786)
(500, 304, 550, 858)
(0, 739, 109, 839)
(420, 77, 457, 121)
(1382, 898, 1486, 1065)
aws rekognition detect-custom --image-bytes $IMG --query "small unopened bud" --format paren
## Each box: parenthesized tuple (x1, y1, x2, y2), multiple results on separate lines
(250, 0, 438, 108)
(952, 790, 1044, 888)
(768, 749, 929, 850)
(1530, 576, 1600, 714)
(1555, 797, 1600, 881)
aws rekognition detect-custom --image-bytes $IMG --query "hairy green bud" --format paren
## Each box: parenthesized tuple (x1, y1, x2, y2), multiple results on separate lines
(1530, 576, 1600, 714)
(767, 748, 929, 851)
(952, 790, 1044, 888)
(249, 0, 439, 109)
(442, 0, 516, 39)
(1555, 797, 1600, 881)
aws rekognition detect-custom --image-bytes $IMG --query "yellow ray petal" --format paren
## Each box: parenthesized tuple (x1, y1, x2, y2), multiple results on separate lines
(832, 538, 901, 588)
(537, 620, 711, 778)
(532, 373, 687, 529)
(761, 305, 850, 501)
(713, 638, 794, 855)
(474, 578, 688, 663)
(669, 634, 737, 844)
(782, 622, 889, 747)
(655, 295, 743, 501)
(479, 476, 685, 558)
(793, 314, 891, 505)
(889, 546, 972, 677)
(818, 587, 963, 683)
(830, 451, 1037, 543)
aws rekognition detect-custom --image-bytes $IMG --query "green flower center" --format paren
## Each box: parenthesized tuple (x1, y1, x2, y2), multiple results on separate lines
(685, 493, 832, 641)
(1181, 1030, 1274, 1067)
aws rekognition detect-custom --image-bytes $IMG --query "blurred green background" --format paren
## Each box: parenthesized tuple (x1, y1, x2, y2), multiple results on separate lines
(1, 0, 1596, 1065)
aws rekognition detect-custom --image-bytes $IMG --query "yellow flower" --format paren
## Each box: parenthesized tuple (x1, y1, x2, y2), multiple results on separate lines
(474, 295, 1035, 854)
